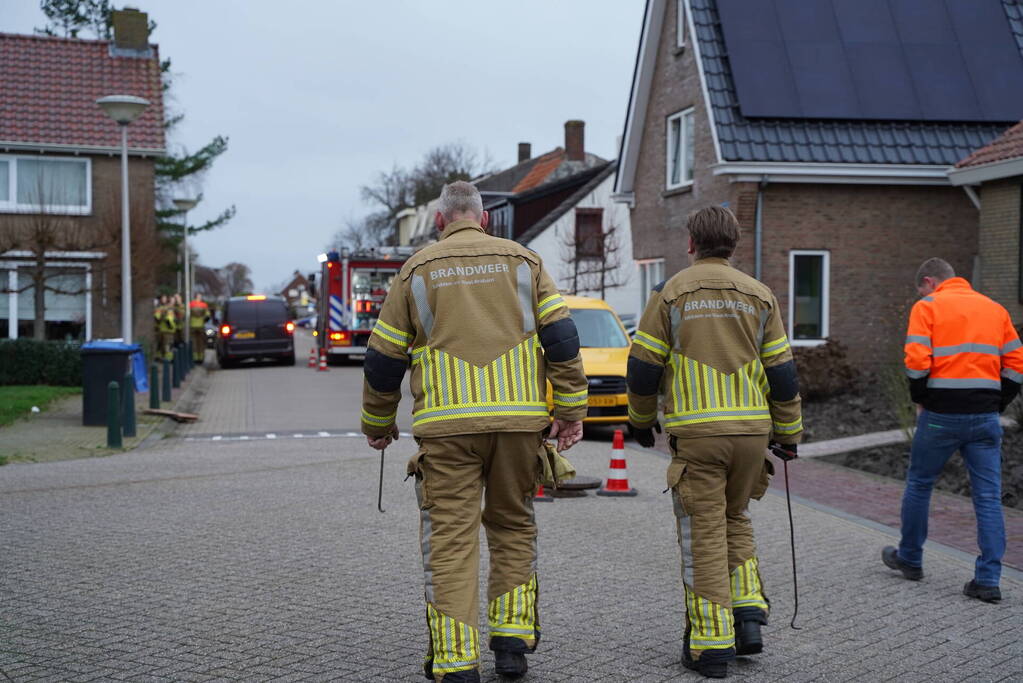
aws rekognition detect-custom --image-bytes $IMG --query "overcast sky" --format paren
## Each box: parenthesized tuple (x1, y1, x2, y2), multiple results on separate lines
(5, 1, 644, 290)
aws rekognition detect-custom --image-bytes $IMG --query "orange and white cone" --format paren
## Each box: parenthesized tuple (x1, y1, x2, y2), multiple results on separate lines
(317, 348, 330, 372)
(534, 484, 553, 502)
(597, 429, 637, 497)
(308, 346, 318, 368)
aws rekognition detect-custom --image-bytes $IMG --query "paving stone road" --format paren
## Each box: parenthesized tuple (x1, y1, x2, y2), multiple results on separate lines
(1, 331, 1020, 681)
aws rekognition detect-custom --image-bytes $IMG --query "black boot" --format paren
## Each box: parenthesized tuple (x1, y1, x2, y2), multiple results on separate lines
(435, 670, 480, 683)
(491, 635, 529, 678)
(682, 626, 734, 678)
(733, 606, 767, 656)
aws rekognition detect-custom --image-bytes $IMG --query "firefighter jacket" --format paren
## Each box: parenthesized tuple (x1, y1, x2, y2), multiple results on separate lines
(627, 257, 802, 444)
(361, 219, 588, 439)
(188, 300, 210, 329)
(154, 304, 177, 334)
(905, 277, 1023, 414)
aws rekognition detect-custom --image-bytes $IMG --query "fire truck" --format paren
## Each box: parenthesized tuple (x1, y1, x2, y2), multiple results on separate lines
(313, 246, 415, 360)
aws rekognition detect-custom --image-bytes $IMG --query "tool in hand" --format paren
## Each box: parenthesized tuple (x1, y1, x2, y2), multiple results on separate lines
(377, 447, 386, 513)
(768, 442, 801, 630)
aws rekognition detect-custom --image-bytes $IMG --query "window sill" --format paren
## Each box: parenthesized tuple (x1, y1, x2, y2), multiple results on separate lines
(662, 184, 693, 198)
(791, 338, 828, 347)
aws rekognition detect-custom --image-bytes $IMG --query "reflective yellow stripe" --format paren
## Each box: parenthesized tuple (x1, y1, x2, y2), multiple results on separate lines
(537, 294, 566, 320)
(427, 603, 479, 672)
(635, 331, 669, 357)
(685, 586, 734, 651)
(628, 405, 657, 422)
(730, 557, 769, 611)
(773, 417, 802, 434)
(361, 409, 396, 426)
(553, 389, 588, 406)
(372, 319, 412, 348)
(488, 574, 539, 640)
(760, 335, 790, 359)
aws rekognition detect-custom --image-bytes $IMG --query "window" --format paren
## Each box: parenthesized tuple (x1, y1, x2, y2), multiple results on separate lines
(570, 308, 630, 349)
(666, 109, 695, 190)
(638, 258, 666, 310)
(0, 155, 91, 214)
(676, 0, 688, 49)
(575, 208, 604, 260)
(6, 265, 90, 340)
(789, 250, 830, 344)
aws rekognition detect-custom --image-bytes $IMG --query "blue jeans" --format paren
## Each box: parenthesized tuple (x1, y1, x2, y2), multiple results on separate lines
(899, 410, 1005, 586)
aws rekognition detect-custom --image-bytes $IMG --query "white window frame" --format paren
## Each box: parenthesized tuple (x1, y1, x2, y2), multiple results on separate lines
(788, 249, 830, 346)
(676, 0, 688, 49)
(637, 258, 666, 310)
(0, 154, 92, 215)
(665, 108, 694, 191)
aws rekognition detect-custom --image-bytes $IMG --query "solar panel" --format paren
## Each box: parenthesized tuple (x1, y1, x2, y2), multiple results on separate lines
(716, 0, 1023, 122)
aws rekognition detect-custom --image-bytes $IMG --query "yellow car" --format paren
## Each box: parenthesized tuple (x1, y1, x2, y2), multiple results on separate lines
(546, 295, 631, 424)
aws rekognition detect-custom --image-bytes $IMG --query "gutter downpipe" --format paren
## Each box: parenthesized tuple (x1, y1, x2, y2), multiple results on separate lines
(962, 185, 980, 210)
(754, 176, 768, 280)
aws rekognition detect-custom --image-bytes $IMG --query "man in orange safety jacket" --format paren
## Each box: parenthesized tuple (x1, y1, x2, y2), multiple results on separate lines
(882, 257, 1023, 603)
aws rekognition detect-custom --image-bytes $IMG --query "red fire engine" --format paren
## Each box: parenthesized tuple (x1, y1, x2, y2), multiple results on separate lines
(314, 246, 414, 360)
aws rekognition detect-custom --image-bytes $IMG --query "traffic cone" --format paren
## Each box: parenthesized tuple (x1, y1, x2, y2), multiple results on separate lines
(308, 346, 318, 368)
(534, 484, 553, 502)
(317, 348, 330, 372)
(597, 429, 637, 497)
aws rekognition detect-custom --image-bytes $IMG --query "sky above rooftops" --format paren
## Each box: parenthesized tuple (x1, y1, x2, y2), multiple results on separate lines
(3, 1, 642, 291)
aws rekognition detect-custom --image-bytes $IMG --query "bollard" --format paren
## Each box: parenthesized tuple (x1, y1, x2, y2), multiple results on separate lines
(186, 341, 193, 372)
(162, 358, 172, 402)
(107, 381, 122, 449)
(149, 364, 160, 409)
(122, 371, 136, 438)
(172, 347, 181, 388)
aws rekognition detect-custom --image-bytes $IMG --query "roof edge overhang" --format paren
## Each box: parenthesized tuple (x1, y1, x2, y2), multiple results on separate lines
(614, 0, 664, 198)
(713, 161, 951, 186)
(0, 140, 166, 157)
(948, 156, 1023, 185)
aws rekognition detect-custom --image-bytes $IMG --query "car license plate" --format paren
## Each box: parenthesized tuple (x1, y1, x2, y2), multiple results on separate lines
(588, 395, 617, 407)
(235, 331, 255, 339)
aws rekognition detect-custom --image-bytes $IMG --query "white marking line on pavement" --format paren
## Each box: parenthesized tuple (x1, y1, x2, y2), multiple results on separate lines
(184, 431, 412, 443)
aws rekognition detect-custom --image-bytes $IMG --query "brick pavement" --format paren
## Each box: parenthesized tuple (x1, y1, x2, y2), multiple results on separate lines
(1, 434, 1019, 681)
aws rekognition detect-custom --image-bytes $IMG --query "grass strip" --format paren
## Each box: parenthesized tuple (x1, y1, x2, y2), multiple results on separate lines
(0, 385, 82, 428)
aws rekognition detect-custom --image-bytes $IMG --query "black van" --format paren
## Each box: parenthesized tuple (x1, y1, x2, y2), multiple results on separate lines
(217, 295, 296, 368)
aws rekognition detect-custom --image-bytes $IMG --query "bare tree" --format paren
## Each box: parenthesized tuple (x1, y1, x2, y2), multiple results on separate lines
(560, 214, 629, 299)
(222, 262, 254, 296)
(193, 264, 226, 299)
(326, 211, 393, 252)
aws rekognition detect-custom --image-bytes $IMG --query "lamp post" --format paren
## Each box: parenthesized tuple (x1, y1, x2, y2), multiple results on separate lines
(96, 95, 150, 344)
(173, 198, 198, 349)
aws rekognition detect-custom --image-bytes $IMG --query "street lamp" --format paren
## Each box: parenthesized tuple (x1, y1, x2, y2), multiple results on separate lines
(173, 197, 198, 347)
(97, 95, 150, 343)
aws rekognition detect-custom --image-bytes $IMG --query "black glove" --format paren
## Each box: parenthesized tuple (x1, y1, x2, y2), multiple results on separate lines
(769, 441, 797, 462)
(629, 421, 661, 448)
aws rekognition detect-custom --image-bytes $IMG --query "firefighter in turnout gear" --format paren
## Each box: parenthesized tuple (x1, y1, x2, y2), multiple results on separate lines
(361, 181, 587, 682)
(154, 294, 177, 361)
(189, 294, 211, 363)
(627, 206, 802, 679)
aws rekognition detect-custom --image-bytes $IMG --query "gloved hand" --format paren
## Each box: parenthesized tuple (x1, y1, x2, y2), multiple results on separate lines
(769, 441, 797, 461)
(628, 421, 661, 448)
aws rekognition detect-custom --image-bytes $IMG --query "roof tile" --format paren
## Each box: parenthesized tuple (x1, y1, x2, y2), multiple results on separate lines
(0, 32, 165, 151)
(955, 120, 1023, 167)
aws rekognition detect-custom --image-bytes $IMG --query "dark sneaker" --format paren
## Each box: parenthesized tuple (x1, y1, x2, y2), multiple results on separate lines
(494, 650, 528, 678)
(682, 647, 733, 679)
(882, 546, 923, 581)
(963, 580, 1001, 603)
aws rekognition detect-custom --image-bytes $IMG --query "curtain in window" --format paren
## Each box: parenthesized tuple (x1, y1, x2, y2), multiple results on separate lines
(0, 160, 9, 201)
(14, 267, 86, 322)
(16, 159, 87, 207)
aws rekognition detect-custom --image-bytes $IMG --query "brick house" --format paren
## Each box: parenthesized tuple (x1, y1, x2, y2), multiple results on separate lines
(614, 0, 1021, 367)
(948, 120, 1023, 324)
(0, 11, 165, 342)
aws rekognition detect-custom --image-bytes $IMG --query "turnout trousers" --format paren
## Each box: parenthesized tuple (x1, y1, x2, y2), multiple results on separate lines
(668, 434, 772, 658)
(407, 431, 543, 680)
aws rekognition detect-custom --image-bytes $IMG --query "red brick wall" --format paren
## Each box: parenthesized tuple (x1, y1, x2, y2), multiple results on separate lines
(0, 154, 158, 341)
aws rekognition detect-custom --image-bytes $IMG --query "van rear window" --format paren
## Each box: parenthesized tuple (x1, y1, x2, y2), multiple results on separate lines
(227, 300, 288, 325)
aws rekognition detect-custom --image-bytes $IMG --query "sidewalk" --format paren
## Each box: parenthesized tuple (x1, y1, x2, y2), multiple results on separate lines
(0, 358, 210, 463)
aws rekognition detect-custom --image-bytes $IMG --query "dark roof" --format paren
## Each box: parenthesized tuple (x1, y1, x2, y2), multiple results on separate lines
(690, 0, 1018, 165)
(515, 160, 617, 245)
(956, 120, 1023, 168)
(476, 148, 607, 194)
(0, 32, 165, 152)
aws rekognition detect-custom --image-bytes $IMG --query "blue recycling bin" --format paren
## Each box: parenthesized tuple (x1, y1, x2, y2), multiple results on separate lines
(80, 341, 146, 426)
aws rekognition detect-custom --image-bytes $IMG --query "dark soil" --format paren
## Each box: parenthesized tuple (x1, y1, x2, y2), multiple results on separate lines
(802, 392, 1023, 509)
(819, 422, 1023, 510)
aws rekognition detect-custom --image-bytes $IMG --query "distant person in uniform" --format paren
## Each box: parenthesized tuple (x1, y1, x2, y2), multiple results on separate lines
(361, 181, 587, 682)
(883, 257, 1023, 603)
(189, 293, 211, 362)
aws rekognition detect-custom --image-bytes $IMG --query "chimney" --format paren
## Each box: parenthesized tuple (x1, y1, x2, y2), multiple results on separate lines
(565, 120, 585, 161)
(111, 8, 149, 52)
(518, 142, 532, 163)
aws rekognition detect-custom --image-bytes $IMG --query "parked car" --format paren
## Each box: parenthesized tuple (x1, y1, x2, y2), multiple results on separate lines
(296, 314, 317, 329)
(546, 295, 631, 424)
(216, 295, 296, 368)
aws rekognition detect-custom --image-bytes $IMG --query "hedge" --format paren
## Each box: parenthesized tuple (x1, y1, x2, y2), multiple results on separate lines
(0, 339, 83, 386)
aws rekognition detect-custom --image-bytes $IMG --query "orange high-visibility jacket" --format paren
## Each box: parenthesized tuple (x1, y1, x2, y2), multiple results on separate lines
(904, 277, 1023, 413)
